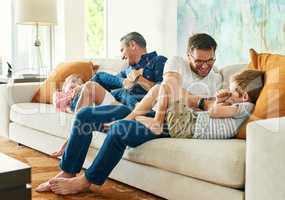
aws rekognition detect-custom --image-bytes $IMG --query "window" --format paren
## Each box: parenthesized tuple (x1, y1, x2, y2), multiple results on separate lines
(13, 25, 52, 75)
(85, 0, 106, 58)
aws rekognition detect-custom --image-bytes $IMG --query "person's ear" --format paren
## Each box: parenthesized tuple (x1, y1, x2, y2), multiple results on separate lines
(243, 92, 250, 102)
(129, 41, 136, 50)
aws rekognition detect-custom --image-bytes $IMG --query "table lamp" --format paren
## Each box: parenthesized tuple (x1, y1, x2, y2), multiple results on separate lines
(15, 0, 57, 75)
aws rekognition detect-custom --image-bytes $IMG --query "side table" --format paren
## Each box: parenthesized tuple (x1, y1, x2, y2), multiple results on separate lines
(0, 153, 31, 200)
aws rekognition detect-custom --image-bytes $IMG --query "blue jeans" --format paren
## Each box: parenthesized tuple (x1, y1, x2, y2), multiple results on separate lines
(60, 105, 169, 185)
(91, 72, 143, 109)
(91, 72, 123, 92)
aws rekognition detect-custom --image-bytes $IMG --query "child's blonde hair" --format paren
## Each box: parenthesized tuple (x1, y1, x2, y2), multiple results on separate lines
(62, 74, 83, 91)
(230, 69, 264, 103)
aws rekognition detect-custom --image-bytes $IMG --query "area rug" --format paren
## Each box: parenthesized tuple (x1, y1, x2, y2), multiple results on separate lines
(0, 137, 162, 200)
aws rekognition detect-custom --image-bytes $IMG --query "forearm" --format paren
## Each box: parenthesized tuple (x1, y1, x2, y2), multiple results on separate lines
(208, 102, 238, 118)
(124, 85, 159, 120)
(136, 76, 155, 91)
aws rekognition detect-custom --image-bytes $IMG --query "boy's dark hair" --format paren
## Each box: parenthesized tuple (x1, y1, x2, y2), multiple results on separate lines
(187, 33, 217, 53)
(120, 32, 147, 48)
(231, 69, 265, 103)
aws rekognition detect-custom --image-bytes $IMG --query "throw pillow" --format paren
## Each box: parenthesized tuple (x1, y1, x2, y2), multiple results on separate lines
(236, 49, 285, 139)
(31, 61, 99, 104)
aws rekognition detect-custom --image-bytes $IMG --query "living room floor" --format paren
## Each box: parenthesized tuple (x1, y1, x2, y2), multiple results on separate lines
(0, 137, 163, 200)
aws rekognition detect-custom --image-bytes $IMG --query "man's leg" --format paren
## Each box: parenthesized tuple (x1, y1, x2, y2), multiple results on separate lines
(111, 88, 140, 109)
(49, 120, 169, 195)
(91, 72, 123, 91)
(36, 105, 131, 192)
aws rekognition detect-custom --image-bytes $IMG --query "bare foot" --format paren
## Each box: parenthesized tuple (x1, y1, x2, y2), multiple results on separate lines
(51, 141, 67, 158)
(35, 171, 75, 193)
(49, 174, 92, 195)
(135, 116, 163, 135)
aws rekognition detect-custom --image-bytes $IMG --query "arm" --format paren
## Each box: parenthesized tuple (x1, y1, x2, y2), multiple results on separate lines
(125, 84, 160, 120)
(208, 102, 239, 118)
(136, 76, 155, 91)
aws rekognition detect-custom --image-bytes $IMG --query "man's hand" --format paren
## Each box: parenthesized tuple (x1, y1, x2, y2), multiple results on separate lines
(127, 68, 143, 82)
(215, 89, 232, 103)
(123, 78, 134, 89)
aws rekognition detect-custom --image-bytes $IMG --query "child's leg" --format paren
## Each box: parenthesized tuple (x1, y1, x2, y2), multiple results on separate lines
(75, 81, 107, 112)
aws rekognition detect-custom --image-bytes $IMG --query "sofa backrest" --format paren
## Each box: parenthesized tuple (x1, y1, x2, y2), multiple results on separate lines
(91, 58, 246, 89)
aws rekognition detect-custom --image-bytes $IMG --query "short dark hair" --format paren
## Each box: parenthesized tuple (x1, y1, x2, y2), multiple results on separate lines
(120, 32, 147, 48)
(187, 33, 217, 53)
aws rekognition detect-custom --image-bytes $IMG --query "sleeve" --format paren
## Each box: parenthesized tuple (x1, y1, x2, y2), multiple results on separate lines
(163, 56, 184, 75)
(233, 102, 254, 119)
(153, 56, 168, 82)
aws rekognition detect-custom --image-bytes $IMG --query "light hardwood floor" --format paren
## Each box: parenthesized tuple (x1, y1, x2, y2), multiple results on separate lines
(0, 137, 163, 200)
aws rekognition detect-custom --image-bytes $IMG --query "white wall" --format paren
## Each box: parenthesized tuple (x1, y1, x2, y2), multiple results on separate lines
(107, 0, 177, 58)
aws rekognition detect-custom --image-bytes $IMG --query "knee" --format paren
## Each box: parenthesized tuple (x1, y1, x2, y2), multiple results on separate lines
(108, 120, 135, 141)
(93, 72, 106, 82)
(75, 107, 92, 121)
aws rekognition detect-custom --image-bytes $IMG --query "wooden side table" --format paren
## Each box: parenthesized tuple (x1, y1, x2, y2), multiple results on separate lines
(0, 153, 31, 200)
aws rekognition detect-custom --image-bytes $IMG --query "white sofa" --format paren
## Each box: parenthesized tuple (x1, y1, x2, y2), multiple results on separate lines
(0, 59, 284, 200)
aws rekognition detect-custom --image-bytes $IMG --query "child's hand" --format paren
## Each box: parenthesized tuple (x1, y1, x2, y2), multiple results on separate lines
(215, 89, 232, 103)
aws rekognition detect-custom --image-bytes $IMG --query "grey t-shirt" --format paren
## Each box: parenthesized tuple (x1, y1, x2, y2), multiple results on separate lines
(192, 102, 254, 139)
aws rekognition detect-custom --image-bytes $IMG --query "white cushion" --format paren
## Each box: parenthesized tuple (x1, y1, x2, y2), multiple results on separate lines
(10, 102, 245, 189)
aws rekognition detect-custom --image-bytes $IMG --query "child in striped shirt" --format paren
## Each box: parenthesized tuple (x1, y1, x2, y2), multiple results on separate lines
(134, 69, 264, 139)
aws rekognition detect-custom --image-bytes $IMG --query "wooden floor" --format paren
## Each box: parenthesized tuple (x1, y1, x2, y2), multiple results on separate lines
(0, 137, 163, 200)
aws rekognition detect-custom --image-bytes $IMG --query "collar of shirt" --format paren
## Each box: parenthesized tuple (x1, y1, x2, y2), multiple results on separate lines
(131, 51, 158, 69)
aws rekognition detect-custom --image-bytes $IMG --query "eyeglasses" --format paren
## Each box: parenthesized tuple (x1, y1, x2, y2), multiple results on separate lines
(189, 54, 216, 67)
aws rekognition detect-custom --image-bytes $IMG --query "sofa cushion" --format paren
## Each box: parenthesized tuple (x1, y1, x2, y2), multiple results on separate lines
(237, 49, 285, 139)
(10, 103, 74, 139)
(31, 61, 98, 104)
(93, 132, 245, 189)
(11, 102, 245, 189)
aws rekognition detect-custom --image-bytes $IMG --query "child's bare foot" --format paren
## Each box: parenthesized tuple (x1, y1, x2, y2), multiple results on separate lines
(49, 174, 92, 195)
(35, 171, 75, 192)
(135, 116, 163, 135)
(51, 142, 67, 157)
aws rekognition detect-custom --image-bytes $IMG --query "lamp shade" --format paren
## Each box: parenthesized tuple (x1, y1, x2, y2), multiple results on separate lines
(15, 0, 57, 25)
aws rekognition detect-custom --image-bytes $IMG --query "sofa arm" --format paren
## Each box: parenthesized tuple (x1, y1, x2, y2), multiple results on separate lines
(0, 82, 40, 137)
(246, 117, 285, 200)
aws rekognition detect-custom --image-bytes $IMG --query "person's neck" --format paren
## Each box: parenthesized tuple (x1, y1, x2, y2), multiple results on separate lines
(135, 48, 147, 64)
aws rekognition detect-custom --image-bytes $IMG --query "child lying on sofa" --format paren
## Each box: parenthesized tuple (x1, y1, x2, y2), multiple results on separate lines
(52, 74, 117, 157)
(122, 69, 264, 139)
(53, 74, 116, 113)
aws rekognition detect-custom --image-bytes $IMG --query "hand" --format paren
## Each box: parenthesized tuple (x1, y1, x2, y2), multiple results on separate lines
(123, 78, 134, 89)
(127, 68, 143, 82)
(215, 89, 232, 103)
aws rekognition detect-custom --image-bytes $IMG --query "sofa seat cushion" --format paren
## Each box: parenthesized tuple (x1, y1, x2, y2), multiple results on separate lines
(10, 103, 74, 139)
(10, 103, 245, 189)
(92, 131, 245, 189)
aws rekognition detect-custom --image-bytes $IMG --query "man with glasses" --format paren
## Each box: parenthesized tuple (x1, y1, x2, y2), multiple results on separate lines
(164, 33, 222, 99)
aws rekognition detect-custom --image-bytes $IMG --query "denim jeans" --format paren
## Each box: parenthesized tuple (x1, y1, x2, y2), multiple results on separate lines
(91, 72, 123, 92)
(91, 72, 143, 109)
(60, 105, 169, 185)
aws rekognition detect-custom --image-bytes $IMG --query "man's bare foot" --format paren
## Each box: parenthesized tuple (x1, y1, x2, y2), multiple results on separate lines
(135, 116, 163, 135)
(35, 171, 75, 193)
(49, 174, 92, 195)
